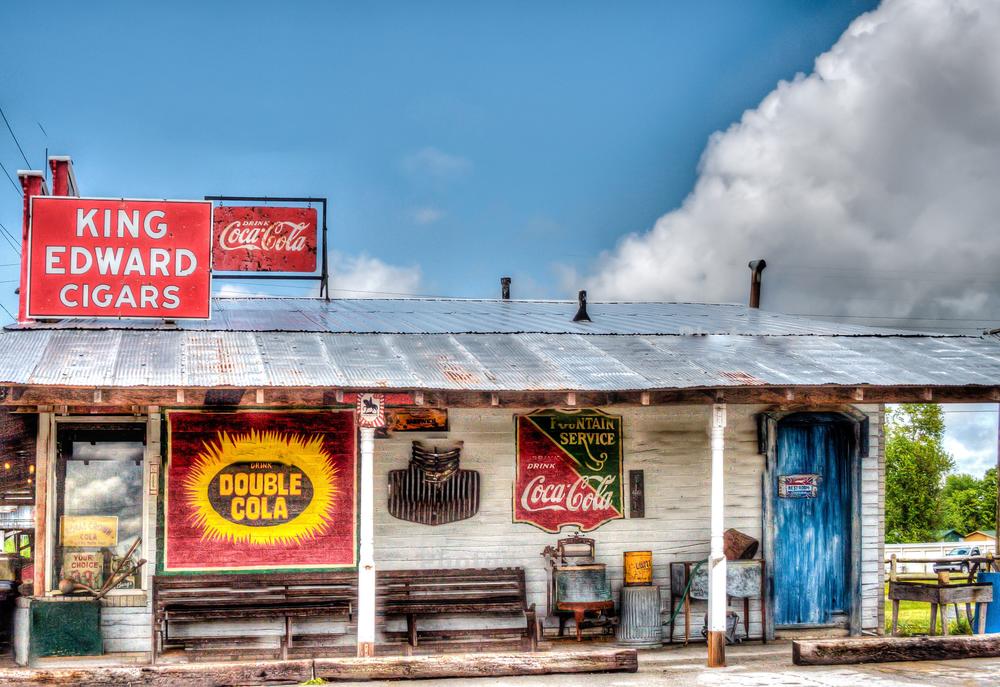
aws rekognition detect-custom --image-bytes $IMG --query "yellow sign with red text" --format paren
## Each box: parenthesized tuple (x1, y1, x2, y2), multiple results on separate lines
(60, 515, 118, 547)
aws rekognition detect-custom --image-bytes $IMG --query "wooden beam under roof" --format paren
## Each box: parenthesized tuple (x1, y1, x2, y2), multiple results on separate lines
(3, 384, 1000, 410)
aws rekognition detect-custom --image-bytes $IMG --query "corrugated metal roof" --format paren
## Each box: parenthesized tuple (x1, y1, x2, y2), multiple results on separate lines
(7, 297, 925, 336)
(2, 298, 998, 391)
(0, 329, 997, 390)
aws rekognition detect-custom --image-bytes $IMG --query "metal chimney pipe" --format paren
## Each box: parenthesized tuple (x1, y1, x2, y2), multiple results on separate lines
(748, 260, 767, 309)
(501, 277, 511, 300)
(573, 290, 591, 322)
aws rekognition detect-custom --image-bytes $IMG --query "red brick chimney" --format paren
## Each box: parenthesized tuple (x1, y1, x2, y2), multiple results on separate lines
(16, 170, 49, 323)
(48, 156, 79, 197)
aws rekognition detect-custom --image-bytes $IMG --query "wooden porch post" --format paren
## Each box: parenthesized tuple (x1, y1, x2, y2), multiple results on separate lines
(358, 426, 376, 656)
(32, 412, 52, 595)
(707, 403, 727, 667)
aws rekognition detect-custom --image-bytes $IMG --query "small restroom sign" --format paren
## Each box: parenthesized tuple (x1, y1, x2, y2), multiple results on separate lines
(778, 473, 821, 499)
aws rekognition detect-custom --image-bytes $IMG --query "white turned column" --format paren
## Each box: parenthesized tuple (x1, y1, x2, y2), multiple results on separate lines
(358, 426, 376, 656)
(707, 403, 727, 667)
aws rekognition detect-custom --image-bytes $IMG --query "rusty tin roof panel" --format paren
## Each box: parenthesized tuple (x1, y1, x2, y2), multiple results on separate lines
(321, 334, 421, 389)
(451, 334, 573, 390)
(385, 334, 498, 390)
(182, 331, 267, 387)
(29, 330, 122, 386)
(0, 330, 49, 385)
(111, 331, 184, 387)
(1, 328, 1000, 390)
(515, 333, 650, 390)
(9, 298, 922, 336)
(256, 333, 346, 387)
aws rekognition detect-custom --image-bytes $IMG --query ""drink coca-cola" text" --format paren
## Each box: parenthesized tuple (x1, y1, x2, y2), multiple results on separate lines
(218, 221, 310, 253)
(518, 475, 616, 512)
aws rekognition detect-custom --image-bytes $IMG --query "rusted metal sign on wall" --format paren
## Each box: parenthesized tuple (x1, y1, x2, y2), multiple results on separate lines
(163, 410, 357, 573)
(356, 393, 386, 429)
(514, 409, 624, 532)
(27, 197, 212, 319)
(213, 206, 317, 272)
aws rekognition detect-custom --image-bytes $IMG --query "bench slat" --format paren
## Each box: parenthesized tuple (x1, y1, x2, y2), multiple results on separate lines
(153, 566, 535, 659)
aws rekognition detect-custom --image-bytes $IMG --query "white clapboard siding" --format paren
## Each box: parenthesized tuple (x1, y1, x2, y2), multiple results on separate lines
(95, 403, 883, 653)
(372, 404, 884, 638)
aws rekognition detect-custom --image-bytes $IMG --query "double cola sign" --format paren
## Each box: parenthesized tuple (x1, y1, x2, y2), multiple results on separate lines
(212, 206, 317, 273)
(514, 409, 624, 532)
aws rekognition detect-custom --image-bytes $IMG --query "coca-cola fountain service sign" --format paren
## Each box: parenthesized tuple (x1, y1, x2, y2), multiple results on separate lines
(213, 206, 317, 273)
(514, 409, 623, 532)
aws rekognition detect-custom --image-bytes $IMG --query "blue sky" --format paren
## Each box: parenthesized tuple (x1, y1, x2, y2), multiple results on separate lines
(0, 0, 876, 303)
(1, 0, 996, 477)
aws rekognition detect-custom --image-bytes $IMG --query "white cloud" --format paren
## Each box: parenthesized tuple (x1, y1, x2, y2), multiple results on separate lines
(215, 283, 271, 297)
(329, 252, 423, 297)
(411, 206, 446, 225)
(400, 147, 472, 183)
(941, 403, 998, 477)
(581, 0, 1000, 327)
(213, 255, 424, 299)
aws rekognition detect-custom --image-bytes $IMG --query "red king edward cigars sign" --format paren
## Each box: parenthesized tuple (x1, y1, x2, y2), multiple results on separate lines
(27, 197, 212, 319)
(163, 411, 357, 572)
(514, 409, 624, 532)
(213, 206, 318, 272)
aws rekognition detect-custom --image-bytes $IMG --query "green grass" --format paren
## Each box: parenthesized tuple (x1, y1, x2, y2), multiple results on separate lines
(885, 584, 974, 636)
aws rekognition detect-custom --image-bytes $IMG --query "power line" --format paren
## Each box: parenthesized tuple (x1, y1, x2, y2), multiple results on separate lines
(0, 300, 13, 321)
(779, 263, 1000, 278)
(789, 313, 1000, 322)
(218, 280, 448, 298)
(0, 222, 20, 256)
(0, 157, 20, 195)
(327, 287, 448, 298)
(0, 105, 30, 167)
(779, 272, 1000, 286)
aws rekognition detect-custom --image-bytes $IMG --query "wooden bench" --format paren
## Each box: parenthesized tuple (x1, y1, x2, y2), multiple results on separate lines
(152, 572, 357, 662)
(377, 567, 538, 653)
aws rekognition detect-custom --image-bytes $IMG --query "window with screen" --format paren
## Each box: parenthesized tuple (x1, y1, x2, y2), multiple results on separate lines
(53, 425, 145, 592)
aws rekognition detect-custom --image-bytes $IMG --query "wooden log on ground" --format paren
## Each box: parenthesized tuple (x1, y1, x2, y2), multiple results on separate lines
(137, 659, 312, 687)
(0, 659, 312, 686)
(793, 635, 1000, 666)
(313, 649, 639, 680)
(0, 653, 635, 686)
(0, 667, 144, 687)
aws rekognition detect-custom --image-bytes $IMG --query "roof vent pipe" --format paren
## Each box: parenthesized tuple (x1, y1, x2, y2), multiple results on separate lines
(501, 277, 511, 300)
(573, 290, 591, 322)
(748, 259, 766, 309)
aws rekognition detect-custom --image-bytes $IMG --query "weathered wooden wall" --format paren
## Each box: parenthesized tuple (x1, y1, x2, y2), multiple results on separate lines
(15, 403, 884, 661)
(372, 404, 884, 639)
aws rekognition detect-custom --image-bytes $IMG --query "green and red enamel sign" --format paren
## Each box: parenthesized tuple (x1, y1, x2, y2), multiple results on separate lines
(514, 409, 623, 532)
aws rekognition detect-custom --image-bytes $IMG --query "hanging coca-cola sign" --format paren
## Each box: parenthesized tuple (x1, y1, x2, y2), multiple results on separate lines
(514, 409, 624, 532)
(212, 206, 318, 273)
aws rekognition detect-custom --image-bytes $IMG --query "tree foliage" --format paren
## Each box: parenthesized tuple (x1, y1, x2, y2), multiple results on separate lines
(885, 404, 955, 543)
(941, 468, 997, 536)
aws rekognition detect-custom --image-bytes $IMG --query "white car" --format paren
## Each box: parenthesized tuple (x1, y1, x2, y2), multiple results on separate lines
(933, 546, 982, 573)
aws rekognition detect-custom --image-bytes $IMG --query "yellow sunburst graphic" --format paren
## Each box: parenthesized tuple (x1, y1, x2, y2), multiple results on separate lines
(183, 430, 338, 546)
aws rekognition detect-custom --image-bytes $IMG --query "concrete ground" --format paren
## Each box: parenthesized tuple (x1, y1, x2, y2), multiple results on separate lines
(4, 640, 998, 685)
(322, 642, 1000, 687)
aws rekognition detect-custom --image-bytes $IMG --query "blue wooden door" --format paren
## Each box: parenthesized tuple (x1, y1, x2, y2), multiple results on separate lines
(773, 415, 852, 626)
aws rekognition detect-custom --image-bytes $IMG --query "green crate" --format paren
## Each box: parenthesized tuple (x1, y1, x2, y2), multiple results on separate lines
(29, 599, 103, 660)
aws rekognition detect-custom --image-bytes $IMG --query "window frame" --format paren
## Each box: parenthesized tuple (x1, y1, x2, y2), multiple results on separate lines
(46, 417, 149, 596)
